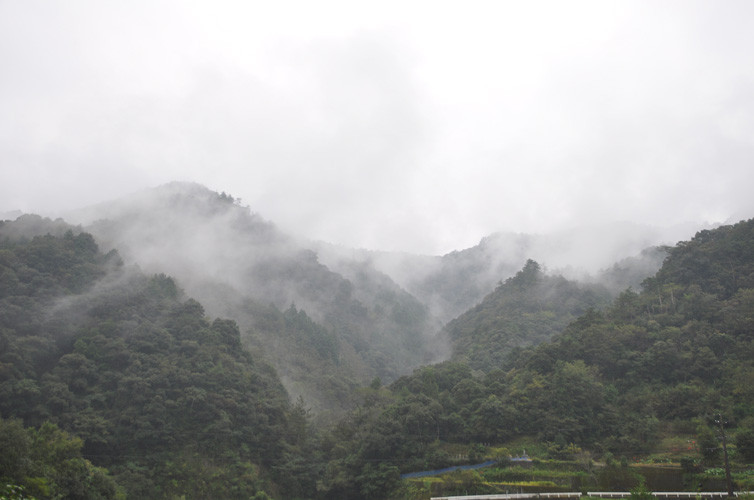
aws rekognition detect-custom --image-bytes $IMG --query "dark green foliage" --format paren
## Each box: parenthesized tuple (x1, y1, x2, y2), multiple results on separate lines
(83, 183, 440, 418)
(5, 209, 754, 498)
(629, 480, 656, 500)
(735, 420, 754, 463)
(446, 259, 612, 371)
(646, 219, 754, 300)
(249, 252, 435, 384)
(240, 299, 359, 418)
(311, 219, 754, 498)
(696, 423, 722, 464)
(0, 225, 302, 498)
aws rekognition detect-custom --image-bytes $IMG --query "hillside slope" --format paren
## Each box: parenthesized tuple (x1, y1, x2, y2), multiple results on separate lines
(314, 218, 754, 499)
(322, 223, 690, 324)
(65, 183, 441, 413)
(0, 221, 303, 498)
(445, 259, 612, 371)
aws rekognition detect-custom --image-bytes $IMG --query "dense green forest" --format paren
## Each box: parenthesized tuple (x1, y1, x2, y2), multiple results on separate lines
(445, 259, 612, 371)
(0, 227, 307, 498)
(313, 219, 754, 498)
(2, 209, 754, 499)
(77, 183, 439, 416)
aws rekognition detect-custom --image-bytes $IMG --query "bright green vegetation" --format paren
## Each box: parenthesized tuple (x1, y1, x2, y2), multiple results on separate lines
(2, 214, 754, 499)
(0, 418, 119, 499)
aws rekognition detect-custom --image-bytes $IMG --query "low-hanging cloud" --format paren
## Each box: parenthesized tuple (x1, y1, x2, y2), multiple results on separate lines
(2, 0, 754, 255)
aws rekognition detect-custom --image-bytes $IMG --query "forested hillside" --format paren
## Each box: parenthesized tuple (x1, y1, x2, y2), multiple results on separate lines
(3, 196, 754, 499)
(445, 259, 612, 371)
(67, 182, 440, 414)
(312, 218, 754, 499)
(329, 223, 688, 324)
(0, 223, 309, 498)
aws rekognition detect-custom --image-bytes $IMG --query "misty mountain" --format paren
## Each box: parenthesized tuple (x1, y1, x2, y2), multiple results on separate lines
(315, 218, 754, 499)
(444, 259, 612, 372)
(0, 213, 81, 240)
(49, 182, 688, 411)
(320, 222, 693, 324)
(10, 182, 704, 417)
(0, 222, 300, 497)
(594, 245, 670, 295)
(63, 182, 441, 412)
(4, 195, 754, 498)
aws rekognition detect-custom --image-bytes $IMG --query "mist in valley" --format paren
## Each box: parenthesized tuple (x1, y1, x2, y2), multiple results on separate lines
(56, 182, 446, 413)
(4, 3, 754, 498)
(2, 179, 722, 417)
(317, 219, 702, 323)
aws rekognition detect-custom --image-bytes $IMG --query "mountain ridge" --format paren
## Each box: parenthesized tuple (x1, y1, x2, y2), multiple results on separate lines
(3, 182, 717, 414)
(56, 182, 442, 414)
(4, 184, 754, 498)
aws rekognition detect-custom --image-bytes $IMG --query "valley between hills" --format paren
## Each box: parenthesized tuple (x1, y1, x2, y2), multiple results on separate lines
(2, 182, 753, 499)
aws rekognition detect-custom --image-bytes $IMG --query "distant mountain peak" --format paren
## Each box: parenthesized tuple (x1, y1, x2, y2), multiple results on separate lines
(63, 181, 256, 226)
(151, 181, 240, 203)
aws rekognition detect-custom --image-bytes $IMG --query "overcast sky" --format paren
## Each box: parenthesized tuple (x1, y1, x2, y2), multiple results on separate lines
(2, 1, 753, 254)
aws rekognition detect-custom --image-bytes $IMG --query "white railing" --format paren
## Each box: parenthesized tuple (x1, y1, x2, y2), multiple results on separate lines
(431, 492, 753, 500)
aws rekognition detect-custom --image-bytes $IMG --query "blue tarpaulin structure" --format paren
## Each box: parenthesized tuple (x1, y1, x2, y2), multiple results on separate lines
(400, 460, 497, 479)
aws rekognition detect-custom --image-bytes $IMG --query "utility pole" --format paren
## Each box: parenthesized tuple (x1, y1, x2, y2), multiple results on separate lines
(715, 414, 734, 497)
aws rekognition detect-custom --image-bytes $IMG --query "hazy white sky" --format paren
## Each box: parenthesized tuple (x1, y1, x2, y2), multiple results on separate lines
(2, 0, 753, 254)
